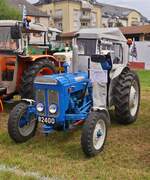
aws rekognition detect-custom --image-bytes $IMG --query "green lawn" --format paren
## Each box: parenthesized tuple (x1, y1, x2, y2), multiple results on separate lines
(0, 70, 150, 180)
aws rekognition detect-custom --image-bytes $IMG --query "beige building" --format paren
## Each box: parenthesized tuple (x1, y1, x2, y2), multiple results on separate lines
(35, 0, 102, 32)
(101, 4, 149, 28)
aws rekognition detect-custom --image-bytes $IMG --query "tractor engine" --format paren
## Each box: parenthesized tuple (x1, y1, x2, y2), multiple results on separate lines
(34, 72, 92, 132)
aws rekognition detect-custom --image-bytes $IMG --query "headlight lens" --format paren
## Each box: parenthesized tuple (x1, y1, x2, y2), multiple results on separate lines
(49, 104, 57, 114)
(36, 103, 44, 112)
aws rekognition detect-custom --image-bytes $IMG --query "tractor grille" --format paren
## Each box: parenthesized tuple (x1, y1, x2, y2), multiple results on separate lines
(36, 88, 59, 117)
(36, 89, 45, 116)
(48, 90, 59, 116)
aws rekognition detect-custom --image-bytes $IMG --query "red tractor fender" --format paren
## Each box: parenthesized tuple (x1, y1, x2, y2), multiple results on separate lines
(28, 55, 58, 65)
(16, 54, 60, 89)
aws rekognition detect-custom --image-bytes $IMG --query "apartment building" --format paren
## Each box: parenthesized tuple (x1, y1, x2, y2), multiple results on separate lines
(101, 4, 149, 28)
(35, 0, 102, 32)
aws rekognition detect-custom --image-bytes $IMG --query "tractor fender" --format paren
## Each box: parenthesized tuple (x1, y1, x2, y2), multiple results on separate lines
(110, 65, 129, 80)
(93, 107, 111, 126)
(30, 55, 58, 64)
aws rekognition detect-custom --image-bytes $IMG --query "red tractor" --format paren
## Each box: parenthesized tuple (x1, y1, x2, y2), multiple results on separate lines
(0, 20, 61, 100)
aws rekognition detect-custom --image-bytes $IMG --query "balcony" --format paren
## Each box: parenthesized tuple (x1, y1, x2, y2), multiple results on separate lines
(53, 14, 62, 21)
(80, 14, 91, 21)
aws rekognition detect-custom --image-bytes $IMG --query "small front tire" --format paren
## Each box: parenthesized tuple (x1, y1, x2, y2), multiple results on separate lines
(81, 111, 109, 157)
(8, 102, 37, 143)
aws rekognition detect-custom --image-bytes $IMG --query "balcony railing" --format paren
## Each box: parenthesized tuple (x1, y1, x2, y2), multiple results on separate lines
(80, 15, 91, 21)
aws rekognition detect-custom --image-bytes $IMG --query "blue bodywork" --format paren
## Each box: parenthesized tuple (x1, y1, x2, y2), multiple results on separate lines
(30, 72, 93, 134)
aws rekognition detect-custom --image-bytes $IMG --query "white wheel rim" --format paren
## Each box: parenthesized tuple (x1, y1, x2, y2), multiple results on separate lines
(93, 119, 106, 150)
(18, 114, 36, 137)
(129, 81, 139, 116)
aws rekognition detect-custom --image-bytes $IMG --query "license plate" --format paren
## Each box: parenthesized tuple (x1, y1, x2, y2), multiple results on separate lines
(38, 116, 55, 125)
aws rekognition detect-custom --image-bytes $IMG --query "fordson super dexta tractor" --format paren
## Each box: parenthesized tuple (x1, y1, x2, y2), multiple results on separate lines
(8, 28, 140, 157)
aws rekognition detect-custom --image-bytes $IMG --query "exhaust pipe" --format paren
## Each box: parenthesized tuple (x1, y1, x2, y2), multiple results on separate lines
(72, 44, 79, 73)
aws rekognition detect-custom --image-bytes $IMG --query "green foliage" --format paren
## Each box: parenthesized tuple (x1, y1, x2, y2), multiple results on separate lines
(0, 0, 21, 20)
(114, 21, 124, 27)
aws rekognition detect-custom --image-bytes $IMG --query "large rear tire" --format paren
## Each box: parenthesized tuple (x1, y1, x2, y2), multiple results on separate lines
(113, 69, 140, 124)
(8, 102, 37, 143)
(81, 111, 110, 157)
(20, 59, 57, 98)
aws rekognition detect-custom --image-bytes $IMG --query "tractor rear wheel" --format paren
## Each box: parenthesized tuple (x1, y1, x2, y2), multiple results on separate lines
(20, 59, 57, 98)
(113, 69, 140, 124)
(8, 102, 37, 143)
(81, 111, 109, 157)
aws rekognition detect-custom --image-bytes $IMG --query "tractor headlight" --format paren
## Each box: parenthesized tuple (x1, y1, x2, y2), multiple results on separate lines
(49, 104, 57, 114)
(36, 103, 44, 112)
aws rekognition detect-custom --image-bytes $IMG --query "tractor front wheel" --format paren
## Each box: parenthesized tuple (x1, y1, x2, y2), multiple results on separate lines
(81, 111, 109, 157)
(8, 102, 37, 143)
(20, 59, 57, 98)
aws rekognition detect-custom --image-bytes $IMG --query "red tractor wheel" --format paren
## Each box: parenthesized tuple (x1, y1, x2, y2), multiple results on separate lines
(20, 59, 57, 99)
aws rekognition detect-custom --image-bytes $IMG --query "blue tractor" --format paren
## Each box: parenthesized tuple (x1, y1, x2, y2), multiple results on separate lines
(8, 68, 110, 157)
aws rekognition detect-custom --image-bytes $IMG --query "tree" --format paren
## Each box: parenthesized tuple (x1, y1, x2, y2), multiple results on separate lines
(0, 0, 21, 20)
(114, 21, 124, 27)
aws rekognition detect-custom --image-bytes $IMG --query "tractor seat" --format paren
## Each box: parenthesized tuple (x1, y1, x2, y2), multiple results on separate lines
(0, 87, 6, 96)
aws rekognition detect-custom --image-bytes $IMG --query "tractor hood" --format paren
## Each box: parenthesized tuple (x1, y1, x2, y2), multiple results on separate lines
(34, 72, 88, 86)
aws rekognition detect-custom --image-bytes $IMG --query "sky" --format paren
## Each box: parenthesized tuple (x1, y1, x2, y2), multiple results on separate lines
(27, 0, 150, 19)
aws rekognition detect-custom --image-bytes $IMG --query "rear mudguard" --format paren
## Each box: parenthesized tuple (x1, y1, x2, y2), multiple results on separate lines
(110, 65, 129, 80)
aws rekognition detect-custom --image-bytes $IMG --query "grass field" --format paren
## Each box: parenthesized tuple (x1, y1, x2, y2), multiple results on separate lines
(0, 70, 150, 180)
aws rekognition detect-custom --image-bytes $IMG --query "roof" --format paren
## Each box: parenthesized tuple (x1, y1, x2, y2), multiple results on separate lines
(0, 20, 48, 32)
(60, 31, 76, 38)
(29, 23, 48, 32)
(77, 28, 127, 42)
(35, 0, 102, 7)
(48, 27, 62, 33)
(100, 3, 145, 20)
(0, 20, 21, 27)
(120, 25, 150, 35)
(7, 0, 49, 17)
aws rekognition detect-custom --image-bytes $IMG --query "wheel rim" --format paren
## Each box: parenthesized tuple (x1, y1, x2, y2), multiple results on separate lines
(37, 67, 54, 76)
(93, 119, 106, 150)
(18, 113, 36, 137)
(129, 80, 139, 117)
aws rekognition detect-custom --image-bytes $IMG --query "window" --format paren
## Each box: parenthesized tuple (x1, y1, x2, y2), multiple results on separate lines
(35, 17, 40, 23)
(91, 12, 96, 27)
(55, 9, 62, 19)
(0, 27, 18, 50)
(55, 21, 63, 30)
(81, 22, 88, 27)
(112, 44, 123, 64)
(77, 39, 96, 56)
(73, 9, 81, 30)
